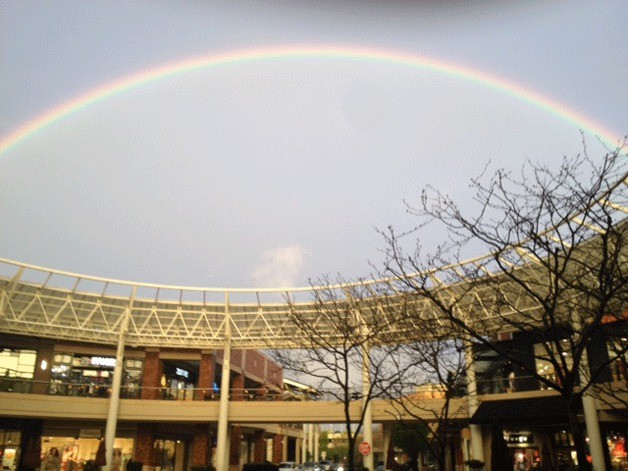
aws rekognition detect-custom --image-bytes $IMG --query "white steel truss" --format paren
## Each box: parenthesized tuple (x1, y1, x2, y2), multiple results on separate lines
(0, 175, 626, 349)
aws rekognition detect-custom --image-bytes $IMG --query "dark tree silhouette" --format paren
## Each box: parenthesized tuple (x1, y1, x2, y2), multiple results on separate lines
(272, 278, 405, 471)
(383, 142, 627, 470)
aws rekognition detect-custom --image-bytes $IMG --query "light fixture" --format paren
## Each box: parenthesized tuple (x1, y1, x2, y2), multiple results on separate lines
(40, 359, 48, 370)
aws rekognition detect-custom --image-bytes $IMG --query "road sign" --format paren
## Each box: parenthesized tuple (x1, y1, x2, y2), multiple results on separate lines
(358, 441, 371, 456)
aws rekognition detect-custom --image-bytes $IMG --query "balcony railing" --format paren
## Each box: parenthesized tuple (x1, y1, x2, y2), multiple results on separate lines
(0, 378, 320, 402)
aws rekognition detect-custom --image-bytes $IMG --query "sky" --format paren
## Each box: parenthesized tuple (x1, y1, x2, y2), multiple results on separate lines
(0, 1, 626, 290)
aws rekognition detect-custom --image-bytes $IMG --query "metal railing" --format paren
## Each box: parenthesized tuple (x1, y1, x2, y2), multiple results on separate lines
(0, 378, 321, 402)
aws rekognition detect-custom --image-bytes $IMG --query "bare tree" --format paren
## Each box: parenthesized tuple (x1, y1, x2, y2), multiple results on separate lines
(383, 143, 627, 470)
(272, 278, 405, 471)
(385, 320, 469, 471)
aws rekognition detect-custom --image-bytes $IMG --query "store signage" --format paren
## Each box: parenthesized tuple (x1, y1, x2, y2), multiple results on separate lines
(91, 357, 117, 367)
(79, 428, 102, 438)
(175, 368, 189, 378)
(506, 433, 534, 444)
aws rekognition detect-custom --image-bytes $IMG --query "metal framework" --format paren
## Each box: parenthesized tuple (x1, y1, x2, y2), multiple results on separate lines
(0, 174, 626, 349)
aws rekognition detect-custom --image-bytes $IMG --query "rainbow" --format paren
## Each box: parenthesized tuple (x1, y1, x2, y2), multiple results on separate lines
(0, 44, 623, 155)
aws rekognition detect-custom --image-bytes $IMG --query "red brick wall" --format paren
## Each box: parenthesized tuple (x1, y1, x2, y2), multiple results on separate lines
(266, 359, 283, 388)
(135, 424, 155, 465)
(191, 424, 212, 466)
(215, 349, 282, 387)
(253, 431, 266, 462)
(244, 351, 266, 378)
(230, 426, 242, 466)
(141, 351, 162, 400)
(197, 352, 216, 400)
(231, 373, 244, 400)
(231, 349, 243, 371)
(272, 435, 283, 463)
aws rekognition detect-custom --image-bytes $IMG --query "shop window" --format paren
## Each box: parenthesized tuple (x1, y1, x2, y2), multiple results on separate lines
(0, 348, 36, 378)
(607, 339, 627, 383)
(160, 361, 198, 400)
(534, 341, 573, 389)
(0, 430, 22, 471)
(607, 430, 627, 471)
(49, 354, 115, 397)
(0, 348, 36, 393)
(122, 359, 143, 398)
(49, 355, 72, 395)
(41, 437, 134, 471)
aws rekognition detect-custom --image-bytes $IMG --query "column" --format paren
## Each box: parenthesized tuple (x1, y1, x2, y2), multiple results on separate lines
(229, 426, 242, 467)
(216, 294, 232, 471)
(464, 341, 484, 463)
(191, 424, 212, 467)
(362, 343, 374, 471)
(197, 351, 216, 400)
(382, 423, 393, 470)
(573, 315, 605, 471)
(307, 424, 313, 461)
(32, 343, 54, 395)
(273, 435, 284, 463)
(141, 350, 162, 400)
(104, 294, 133, 471)
(314, 425, 320, 462)
(253, 431, 266, 462)
(231, 373, 244, 401)
(135, 424, 155, 466)
(302, 425, 308, 463)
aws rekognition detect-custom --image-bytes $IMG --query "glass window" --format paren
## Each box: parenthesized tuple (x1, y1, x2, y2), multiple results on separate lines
(0, 348, 37, 379)
(535, 341, 573, 389)
(607, 339, 627, 383)
(122, 359, 143, 398)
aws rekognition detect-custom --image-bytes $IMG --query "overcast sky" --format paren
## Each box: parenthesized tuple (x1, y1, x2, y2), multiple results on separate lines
(0, 1, 626, 289)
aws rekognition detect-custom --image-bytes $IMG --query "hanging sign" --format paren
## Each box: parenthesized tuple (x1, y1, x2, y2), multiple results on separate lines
(358, 441, 371, 456)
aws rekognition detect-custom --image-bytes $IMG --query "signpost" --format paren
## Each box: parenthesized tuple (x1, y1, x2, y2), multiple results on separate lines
(358, 441, 371, 456)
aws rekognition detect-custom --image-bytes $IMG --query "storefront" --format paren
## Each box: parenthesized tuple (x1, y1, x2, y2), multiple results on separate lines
(0, 430, 21, 471)
(504, 431, 540, 471)
(50, 354, 143, 398)
(41, 432, 134, 471)
(606, 428, 627, 471)
(0, 348, 37, 393)
(160, 362, 198, 401)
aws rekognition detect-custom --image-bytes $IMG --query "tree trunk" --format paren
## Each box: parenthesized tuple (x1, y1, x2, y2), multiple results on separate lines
(567, 400, 591, 471)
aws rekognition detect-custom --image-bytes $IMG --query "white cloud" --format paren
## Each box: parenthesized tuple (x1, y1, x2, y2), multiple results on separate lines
(251, 245, 309, 288)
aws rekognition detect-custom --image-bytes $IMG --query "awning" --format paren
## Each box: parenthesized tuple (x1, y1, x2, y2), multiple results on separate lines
(470, 395, 573, 425)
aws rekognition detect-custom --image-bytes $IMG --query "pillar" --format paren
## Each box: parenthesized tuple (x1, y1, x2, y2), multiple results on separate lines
(307, 424, 313, 461)
(230, 426, 242, 467)
(197, 351, 216, 400)
(302, 425, 308, 463)
(273, 435, 284, 463)
(135, 424, 155, 465)
(142, 350, 162, 400)
(383, 423, 394, 470)
(254, 431, 266, 462)
(105, 303, 132, 471)
(192, 424, 212, 467)
(464, 341, 484, 462)
(32, 343, 53, 395)
(314, 425, 320, 462)
(573, 315, 605, 471)
(362, 344, 374, 471)
(215, 294, 232, 471)
(19, 420, 43, 471)
(232, 373, 244, 401)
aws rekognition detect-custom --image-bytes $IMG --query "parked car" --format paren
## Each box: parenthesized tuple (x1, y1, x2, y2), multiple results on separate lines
(301, 463, 321, 471)
(279, 462, 298, 471)
(318, 461, 332, 471)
